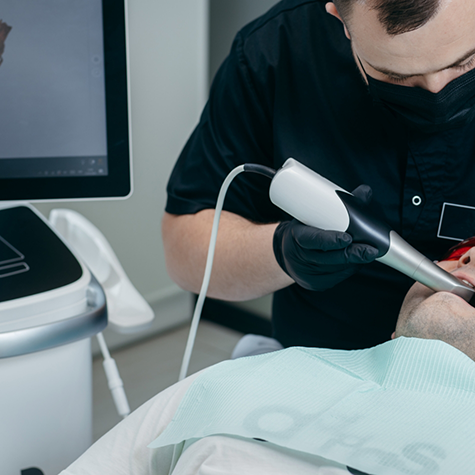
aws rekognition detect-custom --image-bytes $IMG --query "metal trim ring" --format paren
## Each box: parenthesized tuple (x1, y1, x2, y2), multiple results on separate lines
(0, 274, 107, 359)
(412, 195, 422, 206)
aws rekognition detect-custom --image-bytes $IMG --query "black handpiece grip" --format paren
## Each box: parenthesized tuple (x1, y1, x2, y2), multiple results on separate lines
(336, 191, 391, 258)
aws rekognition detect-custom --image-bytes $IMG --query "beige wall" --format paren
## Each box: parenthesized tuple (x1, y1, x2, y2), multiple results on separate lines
(36, 0, 209, 345)
(209, 0, 281, 85)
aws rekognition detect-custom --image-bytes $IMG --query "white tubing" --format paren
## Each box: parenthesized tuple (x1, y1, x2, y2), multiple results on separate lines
(97, 332, 111, 359)
(178, 165, 246, 381)
(97, 332, 131, 418)
(103, 358, 130, 419)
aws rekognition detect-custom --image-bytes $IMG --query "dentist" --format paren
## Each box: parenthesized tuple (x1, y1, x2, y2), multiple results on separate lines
(162, 0, 475, 351)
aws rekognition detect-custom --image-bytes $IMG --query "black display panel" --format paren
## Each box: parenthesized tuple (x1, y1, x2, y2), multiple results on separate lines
(0, 206, 83, 302)
(0, 0, 131, 200)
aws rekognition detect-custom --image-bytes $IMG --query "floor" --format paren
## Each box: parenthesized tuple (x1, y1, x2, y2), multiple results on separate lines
(92, 320, 244, 441)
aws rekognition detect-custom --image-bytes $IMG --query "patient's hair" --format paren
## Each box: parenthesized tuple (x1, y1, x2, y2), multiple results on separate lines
(395, 294, 475, 361)
(333, 0, 441, 35)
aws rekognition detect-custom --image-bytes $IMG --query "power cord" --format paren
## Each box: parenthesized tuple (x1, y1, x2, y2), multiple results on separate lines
(178, 164, 276, 381)
(97, 332, 130, 418)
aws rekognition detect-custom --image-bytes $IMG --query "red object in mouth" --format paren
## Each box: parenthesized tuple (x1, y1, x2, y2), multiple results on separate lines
(440, 236, 475, 262)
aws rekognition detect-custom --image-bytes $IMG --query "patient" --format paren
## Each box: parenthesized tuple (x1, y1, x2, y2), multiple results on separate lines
(60, 239, 475, 475)
(393, 237, 475, 359)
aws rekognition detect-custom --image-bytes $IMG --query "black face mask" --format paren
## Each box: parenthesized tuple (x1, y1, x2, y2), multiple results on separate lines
(359, 59, 475, 134)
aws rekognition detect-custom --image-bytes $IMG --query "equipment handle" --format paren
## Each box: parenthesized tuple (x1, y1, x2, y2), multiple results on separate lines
(0, 274, 107, 359)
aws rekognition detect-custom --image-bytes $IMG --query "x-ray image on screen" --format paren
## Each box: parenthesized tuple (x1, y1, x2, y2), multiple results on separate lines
(0, 19, 12, 66)
(0, 0, 108, 178)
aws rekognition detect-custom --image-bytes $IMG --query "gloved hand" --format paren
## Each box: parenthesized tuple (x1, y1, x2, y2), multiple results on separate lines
(273, 185, 379, 291)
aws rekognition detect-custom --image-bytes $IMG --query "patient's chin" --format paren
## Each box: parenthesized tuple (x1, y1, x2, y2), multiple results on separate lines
(431, 290, 470, 307)
(411, 291, 473, 326)
(418, 291, 462, 311)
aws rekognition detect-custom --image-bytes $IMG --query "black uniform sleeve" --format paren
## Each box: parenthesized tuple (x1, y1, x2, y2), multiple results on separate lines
(165, 31, 282, 223)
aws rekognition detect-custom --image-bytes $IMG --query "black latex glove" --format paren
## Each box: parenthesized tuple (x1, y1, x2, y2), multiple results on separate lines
(273, 185, 379, 291)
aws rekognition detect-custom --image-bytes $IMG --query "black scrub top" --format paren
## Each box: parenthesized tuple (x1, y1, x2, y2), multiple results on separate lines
(165, 0, 475, 350)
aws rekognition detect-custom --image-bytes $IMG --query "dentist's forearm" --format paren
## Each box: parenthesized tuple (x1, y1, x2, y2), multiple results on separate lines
(161, 210, 294, 301)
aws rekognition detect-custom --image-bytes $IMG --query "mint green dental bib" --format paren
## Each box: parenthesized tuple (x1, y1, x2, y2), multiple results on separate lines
(149, 338, 475, 474)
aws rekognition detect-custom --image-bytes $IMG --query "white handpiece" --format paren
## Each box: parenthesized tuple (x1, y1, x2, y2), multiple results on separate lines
(269, 158, 351, 231)
(269, 158, 475, 302)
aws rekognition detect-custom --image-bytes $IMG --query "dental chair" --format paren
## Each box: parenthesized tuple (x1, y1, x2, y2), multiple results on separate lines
(231, 333, 283, 358)
(58, 365, 354, 475)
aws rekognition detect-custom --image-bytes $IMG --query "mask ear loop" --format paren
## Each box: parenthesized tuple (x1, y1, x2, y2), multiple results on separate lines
(355, 54, 370, 83)
(355, 54, 390, 110)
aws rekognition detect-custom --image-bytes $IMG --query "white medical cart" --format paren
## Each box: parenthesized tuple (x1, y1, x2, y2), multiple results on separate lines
(0, 204, 116, 475)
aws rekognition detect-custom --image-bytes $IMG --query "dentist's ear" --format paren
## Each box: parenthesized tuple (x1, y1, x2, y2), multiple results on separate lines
(325, 2, 351, 40)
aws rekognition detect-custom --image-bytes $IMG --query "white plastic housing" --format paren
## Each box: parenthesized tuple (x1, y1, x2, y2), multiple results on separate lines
(0, 204, 90, 333)
(0, 339, 92, 475)
(269, 158, 351, 231)
(49, 208, 154, 334)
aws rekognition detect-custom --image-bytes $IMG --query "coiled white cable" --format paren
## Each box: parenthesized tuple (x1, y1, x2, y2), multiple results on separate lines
(178, 163, 276, 381)
(178, 165, 246, 381)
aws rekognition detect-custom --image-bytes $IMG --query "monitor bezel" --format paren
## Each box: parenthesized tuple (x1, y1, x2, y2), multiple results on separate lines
(0, 0, 132, 201)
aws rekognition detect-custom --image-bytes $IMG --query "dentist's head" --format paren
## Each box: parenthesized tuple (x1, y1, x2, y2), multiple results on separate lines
(326, 0, 475, 132)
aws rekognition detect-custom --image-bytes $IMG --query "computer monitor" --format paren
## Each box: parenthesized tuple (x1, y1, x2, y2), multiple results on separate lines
(0, 0, 131, 201)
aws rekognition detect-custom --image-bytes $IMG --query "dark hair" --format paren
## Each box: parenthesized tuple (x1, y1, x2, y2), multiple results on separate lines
(333, 0, 441, 36)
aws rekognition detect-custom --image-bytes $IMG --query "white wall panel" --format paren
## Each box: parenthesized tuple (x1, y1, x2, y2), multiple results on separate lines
(36, 0, 209, 336)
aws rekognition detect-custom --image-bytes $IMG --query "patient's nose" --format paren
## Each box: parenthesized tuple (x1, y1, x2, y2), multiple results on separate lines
(457, 247, 475, 267)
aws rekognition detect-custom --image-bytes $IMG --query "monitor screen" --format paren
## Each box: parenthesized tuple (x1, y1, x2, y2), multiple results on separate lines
(0, 0, 131, 200)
